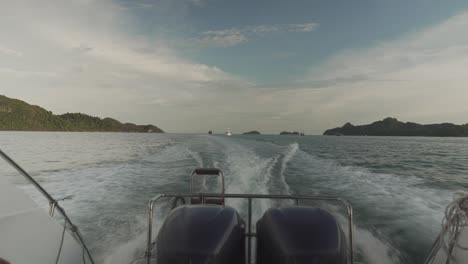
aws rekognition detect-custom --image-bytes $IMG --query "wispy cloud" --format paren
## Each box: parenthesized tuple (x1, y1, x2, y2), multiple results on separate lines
(0, 0, 247, 133)
(197, 29, 247, 47)
(190, 11, 468, 133)
(250, 25, 281, 34)
(0, 67, 57, 78)
(2, 0, 468, 134)
(196, 22, 319, 47)
(305, 12, 468, 86)
(123, 0, 204, 9)
(0, 45, 23, 56)
(289, 23, 319, 32)
(276, 11, 468, 130)
(188, 0, 205, 7)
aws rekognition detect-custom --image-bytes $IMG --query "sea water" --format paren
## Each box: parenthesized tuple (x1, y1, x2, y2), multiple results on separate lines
(1, 132, 467, 263)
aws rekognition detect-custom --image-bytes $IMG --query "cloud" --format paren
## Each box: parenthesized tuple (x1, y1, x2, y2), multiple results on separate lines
(0, 45, 22, 56)
(189, 11, 468, 133)
(121, 0, 204, 9)
(196, 22, 319, 47)
(0, 0, 246, 133)
(72, 44, 93, 53)
(250, 25, 281, 34)
(278, 11, 468, 131)
(1, 0, 237, 84)
(197, 29, 247, 47)
(306, 12, 468, 85)
(2, 0, 468, 134)
(0, 67, 57, 78)
(188, 0, 205, 7)
(288, 23, 319, 32)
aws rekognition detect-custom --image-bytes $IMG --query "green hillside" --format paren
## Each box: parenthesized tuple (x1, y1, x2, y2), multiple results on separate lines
(324, 117, 468, 137)
(0, 95, 164, 133)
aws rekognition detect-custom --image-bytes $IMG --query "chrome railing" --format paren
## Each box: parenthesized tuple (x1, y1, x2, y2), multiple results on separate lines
(145, 192, 354, 264)
(190, 168, 225, 194)
(0, 149, 95, 264)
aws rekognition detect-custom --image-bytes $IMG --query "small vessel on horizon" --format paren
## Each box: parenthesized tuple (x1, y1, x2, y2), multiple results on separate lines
(225, 128, 232, 136)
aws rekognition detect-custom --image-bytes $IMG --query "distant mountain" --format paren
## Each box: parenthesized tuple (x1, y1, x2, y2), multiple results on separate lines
(243, 131, 261, 135)
(323, 117, 468, 137)
(0, 95, 164, 133)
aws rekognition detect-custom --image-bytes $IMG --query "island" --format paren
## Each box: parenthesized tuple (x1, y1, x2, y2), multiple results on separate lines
(243, 131, 261, 135)
(0, 95, 164, 133)
(280, 131, 300, 136)
(323, 117, 468, 137)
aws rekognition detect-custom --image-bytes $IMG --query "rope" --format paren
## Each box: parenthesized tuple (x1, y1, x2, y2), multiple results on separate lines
(55, 220, 89, 264)
(438, 191, 468, 263)
(55, 221, 67, 264)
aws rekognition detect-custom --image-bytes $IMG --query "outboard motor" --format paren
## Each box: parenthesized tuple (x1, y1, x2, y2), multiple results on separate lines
(256, 206, 348, 264)
(156, 205, 245, 264)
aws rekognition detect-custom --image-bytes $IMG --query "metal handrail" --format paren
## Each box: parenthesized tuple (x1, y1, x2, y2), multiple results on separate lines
(0, 149, 95, 264)
(145, 192, 354, 264)
(190, 168, 225, 194)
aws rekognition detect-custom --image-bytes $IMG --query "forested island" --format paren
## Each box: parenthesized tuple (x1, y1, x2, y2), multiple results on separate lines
(280, 131, 305, 136)
(243, 131, 261, 135)
(323, 117, 468, 137)
(280, 131, 300, 135)
(0, 95, 164, 133)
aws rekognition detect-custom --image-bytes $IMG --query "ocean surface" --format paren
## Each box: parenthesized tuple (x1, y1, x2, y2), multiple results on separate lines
(1, 132, 468, 264)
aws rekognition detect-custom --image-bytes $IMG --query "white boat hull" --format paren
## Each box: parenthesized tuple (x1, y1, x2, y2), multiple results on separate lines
(0, 175, 86, 264)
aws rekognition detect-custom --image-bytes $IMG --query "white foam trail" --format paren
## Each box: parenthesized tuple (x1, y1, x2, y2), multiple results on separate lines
(294, 150, 450, 229)
(263, 156, 279, 187)
(102, 204, 168, 264)
(279, 143, 299, 195)
(185, 148, 203, 167)
(213, 137, 277, 223)
(292, 150, 452, 263)
(224, 150, 273, 213)
(329, 207, 399, 264)
(103, 232, 147, 264)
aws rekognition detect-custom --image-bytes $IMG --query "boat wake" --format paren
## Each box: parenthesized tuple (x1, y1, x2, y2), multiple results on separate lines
(279, 142, 299, 195)
(10, 134, 451, 264)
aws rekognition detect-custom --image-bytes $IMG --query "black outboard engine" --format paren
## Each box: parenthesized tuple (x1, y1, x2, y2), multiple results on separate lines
(256, 206, 348, 264)
(156, 205, 245, 264)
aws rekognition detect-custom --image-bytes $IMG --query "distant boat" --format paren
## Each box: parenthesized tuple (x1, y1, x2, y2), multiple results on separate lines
(225, 128, 232, 136)
(208, 130, 212, 134)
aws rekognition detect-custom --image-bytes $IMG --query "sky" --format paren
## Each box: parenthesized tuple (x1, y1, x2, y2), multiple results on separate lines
(1, 0, 468, 134)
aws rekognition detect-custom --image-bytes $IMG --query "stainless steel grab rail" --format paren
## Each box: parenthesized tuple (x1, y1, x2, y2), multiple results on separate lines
(190, 168, 225, 194)
(0, 149, 95, 264)
(145, 192, 354, 264)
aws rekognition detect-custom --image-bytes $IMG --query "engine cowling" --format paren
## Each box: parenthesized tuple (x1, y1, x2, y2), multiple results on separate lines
(256, 206, 348, 264)
(156, 205, 245, 264)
